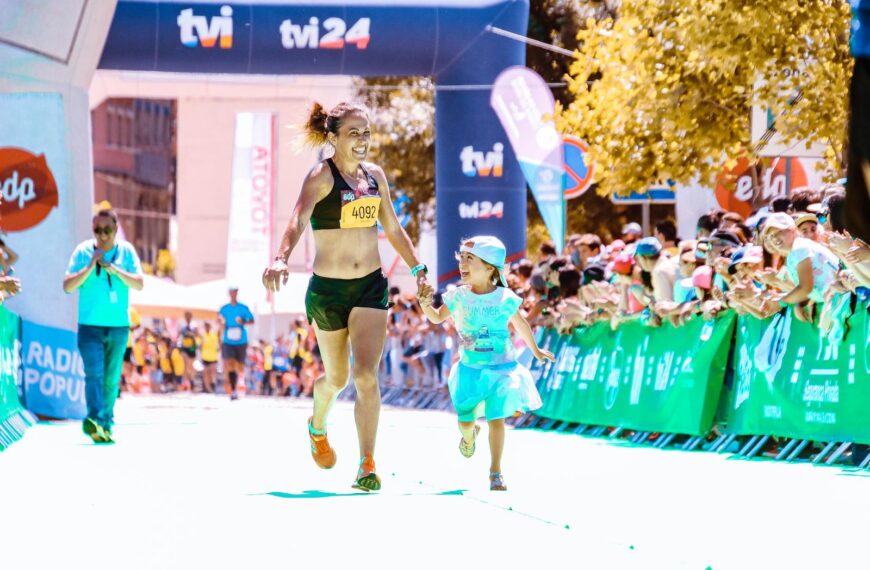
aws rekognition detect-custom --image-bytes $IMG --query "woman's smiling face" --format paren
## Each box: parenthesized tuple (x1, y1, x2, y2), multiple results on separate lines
(330, 112, 371, 163)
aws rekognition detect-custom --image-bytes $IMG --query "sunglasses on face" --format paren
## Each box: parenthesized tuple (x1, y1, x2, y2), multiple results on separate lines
(93, 226, 115, 236)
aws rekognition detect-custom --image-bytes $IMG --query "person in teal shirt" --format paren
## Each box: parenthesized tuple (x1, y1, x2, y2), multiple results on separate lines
(64, 208, 143, 443)
(218, 287, 254, 400)
(417, 235, 554, 491)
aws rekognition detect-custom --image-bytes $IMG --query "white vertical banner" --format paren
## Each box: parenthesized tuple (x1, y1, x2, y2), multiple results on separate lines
(225, 112, 276, 310)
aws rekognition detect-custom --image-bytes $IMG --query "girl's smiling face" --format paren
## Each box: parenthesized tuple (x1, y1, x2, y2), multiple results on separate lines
(457, 251, 497, 288)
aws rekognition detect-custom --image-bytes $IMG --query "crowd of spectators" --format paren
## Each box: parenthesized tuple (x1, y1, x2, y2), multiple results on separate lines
(510, 185, 869, 342)
(121, 313, 325, 397)
(69, 183, 870, 397)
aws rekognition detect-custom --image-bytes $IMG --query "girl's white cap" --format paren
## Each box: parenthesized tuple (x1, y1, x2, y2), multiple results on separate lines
(460, 236, 507, 286)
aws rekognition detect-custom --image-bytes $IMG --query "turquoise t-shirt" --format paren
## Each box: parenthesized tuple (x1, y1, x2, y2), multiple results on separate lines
(219, 303, 255, 345)
(66, 239, 142, 327)
(442, 286, 522, 368)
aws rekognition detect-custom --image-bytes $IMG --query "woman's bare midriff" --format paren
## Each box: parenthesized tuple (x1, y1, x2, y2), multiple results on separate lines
(311, 226, 382, 279)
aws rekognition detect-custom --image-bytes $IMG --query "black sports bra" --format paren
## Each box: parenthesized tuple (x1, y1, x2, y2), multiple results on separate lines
(310, 159, 381, 230)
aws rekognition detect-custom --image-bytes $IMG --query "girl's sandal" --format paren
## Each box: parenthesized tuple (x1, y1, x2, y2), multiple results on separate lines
(459, 424, 480, 458)
(489, 472, 507, 491)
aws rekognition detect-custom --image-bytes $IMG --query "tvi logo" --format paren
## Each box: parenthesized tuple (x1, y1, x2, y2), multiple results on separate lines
(280, 17, 371, 49)
(460, 143, 503, 177)
(178, 5, 233, 48)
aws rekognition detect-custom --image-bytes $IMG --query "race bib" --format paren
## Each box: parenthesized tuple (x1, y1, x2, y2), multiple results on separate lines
(182, 337, 194, 348)
(273, 356, 288, 368)
(226, 328, 243, 342)
(339, 183, 381, 229)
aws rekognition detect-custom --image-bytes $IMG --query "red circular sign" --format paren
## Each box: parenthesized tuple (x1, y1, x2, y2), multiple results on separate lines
(562, 135, 594, 200)
(714, 157, 808, 218)
(0, 147, 59, 232)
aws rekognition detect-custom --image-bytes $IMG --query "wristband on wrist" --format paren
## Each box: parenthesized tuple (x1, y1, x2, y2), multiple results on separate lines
(410, 263, 427, 277)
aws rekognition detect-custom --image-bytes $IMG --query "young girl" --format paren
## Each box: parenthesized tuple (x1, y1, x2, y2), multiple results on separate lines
(417, 236, 554, 491)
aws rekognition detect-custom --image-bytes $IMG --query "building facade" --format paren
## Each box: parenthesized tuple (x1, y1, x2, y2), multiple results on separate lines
(91, 97, 176, 271)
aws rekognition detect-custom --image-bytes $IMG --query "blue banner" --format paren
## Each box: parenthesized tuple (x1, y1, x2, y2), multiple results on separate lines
(21, 320, 86, 420)
(435, 88, 527, 286)
(101, 1, 531, 289)
(100, 1, 526, 77)
(434, 189, 527, 283)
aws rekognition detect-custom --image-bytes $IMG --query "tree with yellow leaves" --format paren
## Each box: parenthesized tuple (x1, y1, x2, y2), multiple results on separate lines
(558, 0, 854, 198)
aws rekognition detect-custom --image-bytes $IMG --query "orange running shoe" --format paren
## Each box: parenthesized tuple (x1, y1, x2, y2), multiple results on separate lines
(352, 454, 381, 492)
(308, 417, 337, 469)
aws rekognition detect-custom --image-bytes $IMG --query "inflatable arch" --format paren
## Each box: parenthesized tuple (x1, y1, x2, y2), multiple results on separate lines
(100, 0, 531, 284)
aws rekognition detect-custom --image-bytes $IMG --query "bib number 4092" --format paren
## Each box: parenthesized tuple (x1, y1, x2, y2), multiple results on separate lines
(353, 204, 377, 219)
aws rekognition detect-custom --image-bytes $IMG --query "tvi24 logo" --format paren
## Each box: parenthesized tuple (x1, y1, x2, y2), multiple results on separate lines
(281, 17, 371, 49)
(458, 201, 504, 219)
(461, 144, 503, 177)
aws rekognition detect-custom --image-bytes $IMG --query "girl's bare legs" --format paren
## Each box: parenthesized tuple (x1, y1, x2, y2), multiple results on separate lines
(488, 418, 505, 474)
(458, 420, 477, 446)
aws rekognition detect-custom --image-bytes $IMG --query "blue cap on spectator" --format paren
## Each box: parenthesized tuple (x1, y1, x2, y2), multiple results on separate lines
(633, 236, 662, 257)
(728, 245, 764, 275)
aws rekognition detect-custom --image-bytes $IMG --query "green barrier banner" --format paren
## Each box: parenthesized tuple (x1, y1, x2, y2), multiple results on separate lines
(536, 312, 736, 435)
(726, 306, 870, 444)
(0, 305, 33, 451)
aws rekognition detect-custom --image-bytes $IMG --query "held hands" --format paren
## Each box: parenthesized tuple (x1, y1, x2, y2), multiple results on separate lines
(417, 281, 435, 308)
(415, 268, 430, 294)
(262, 258, 290, 292)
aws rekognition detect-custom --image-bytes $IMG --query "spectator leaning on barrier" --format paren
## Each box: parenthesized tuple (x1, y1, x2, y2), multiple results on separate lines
(633, 237, 679, 305)
(63, 208, 144, 444)
(673, 240, 699, 304)
(761, 212, 840, 323)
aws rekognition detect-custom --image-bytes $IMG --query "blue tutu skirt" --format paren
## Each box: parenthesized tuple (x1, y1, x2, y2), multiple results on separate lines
(447, 361, 542, 422)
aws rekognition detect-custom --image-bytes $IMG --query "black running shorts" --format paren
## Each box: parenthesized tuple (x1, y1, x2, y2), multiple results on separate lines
(305, 269, 389, 331)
